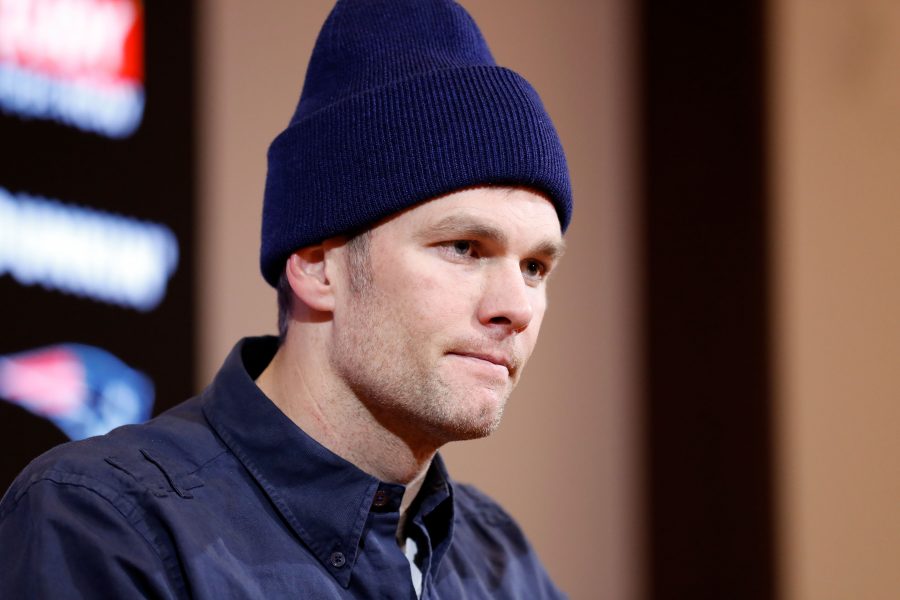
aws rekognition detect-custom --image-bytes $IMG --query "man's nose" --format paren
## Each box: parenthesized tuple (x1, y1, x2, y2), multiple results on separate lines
(477, 261, 535, 334)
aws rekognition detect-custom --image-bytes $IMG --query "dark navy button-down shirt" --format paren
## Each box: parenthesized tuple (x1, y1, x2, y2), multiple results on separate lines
(0, 337, 565, 599)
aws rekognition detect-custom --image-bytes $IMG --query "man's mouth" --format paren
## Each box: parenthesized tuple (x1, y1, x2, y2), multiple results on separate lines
(448, 351, 515, 376)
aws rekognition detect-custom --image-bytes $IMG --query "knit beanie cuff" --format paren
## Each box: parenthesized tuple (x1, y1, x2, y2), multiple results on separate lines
(260, 64, 571, 287)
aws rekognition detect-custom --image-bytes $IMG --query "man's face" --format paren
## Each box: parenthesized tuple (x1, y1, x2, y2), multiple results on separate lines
(328, 187, 564, 446)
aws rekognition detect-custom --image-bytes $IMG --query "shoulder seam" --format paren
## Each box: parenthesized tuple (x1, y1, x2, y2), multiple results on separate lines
(1, 471, 188, 597)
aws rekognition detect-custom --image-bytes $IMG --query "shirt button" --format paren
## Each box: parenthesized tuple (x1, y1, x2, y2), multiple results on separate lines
(373, 490, 389, 507)
(330, 551, 346, 568)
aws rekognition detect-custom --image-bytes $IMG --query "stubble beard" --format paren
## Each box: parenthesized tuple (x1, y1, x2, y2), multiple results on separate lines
(329, 280, 509, 448)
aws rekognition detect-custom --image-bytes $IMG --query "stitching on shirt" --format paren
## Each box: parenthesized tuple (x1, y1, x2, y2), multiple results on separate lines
(102, 455, 170, 498)
(104, 445, 227, 499)
(184, 446, 229, 476)
(104, 456, 139, 481)
(140, 449, 194, 499)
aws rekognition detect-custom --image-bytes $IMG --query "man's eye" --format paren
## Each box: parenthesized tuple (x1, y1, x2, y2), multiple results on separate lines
(522, 259, 546, 280)
(448, 241, 474, 256)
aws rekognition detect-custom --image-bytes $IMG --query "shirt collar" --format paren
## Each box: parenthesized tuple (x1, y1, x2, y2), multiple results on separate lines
(201, 336, 454, 587)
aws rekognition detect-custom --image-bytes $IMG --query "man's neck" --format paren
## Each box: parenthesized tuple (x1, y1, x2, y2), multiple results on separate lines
(255, 331, 437, 519)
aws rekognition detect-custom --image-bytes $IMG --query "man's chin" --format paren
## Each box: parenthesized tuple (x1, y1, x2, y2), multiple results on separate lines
(431, 391, 508, 442)
(434, 415, 502, 443)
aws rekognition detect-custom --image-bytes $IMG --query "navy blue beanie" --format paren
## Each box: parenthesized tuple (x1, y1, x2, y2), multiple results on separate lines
(260, 0, 573, 286)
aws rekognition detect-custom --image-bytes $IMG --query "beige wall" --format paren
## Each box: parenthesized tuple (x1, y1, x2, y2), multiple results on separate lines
(771, 1, 900, 599)
(197, 1, 639, 599)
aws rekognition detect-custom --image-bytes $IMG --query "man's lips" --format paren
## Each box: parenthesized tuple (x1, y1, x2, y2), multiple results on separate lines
(448, 351, 515, 375)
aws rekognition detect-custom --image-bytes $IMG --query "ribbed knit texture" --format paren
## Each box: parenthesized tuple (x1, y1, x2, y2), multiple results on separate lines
(261, 0, 572, 286)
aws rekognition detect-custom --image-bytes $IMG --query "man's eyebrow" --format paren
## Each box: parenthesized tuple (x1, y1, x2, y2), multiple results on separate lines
(424, 215, 509, 245)
(534, 238, 566, 261)
(422, 214, 566, 260)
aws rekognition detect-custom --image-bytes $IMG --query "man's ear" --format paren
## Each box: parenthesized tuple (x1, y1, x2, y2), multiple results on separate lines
(285, 245, 335, 312)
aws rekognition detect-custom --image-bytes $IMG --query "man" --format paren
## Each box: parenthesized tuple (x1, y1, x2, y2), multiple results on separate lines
(0, 0, 573, 597)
